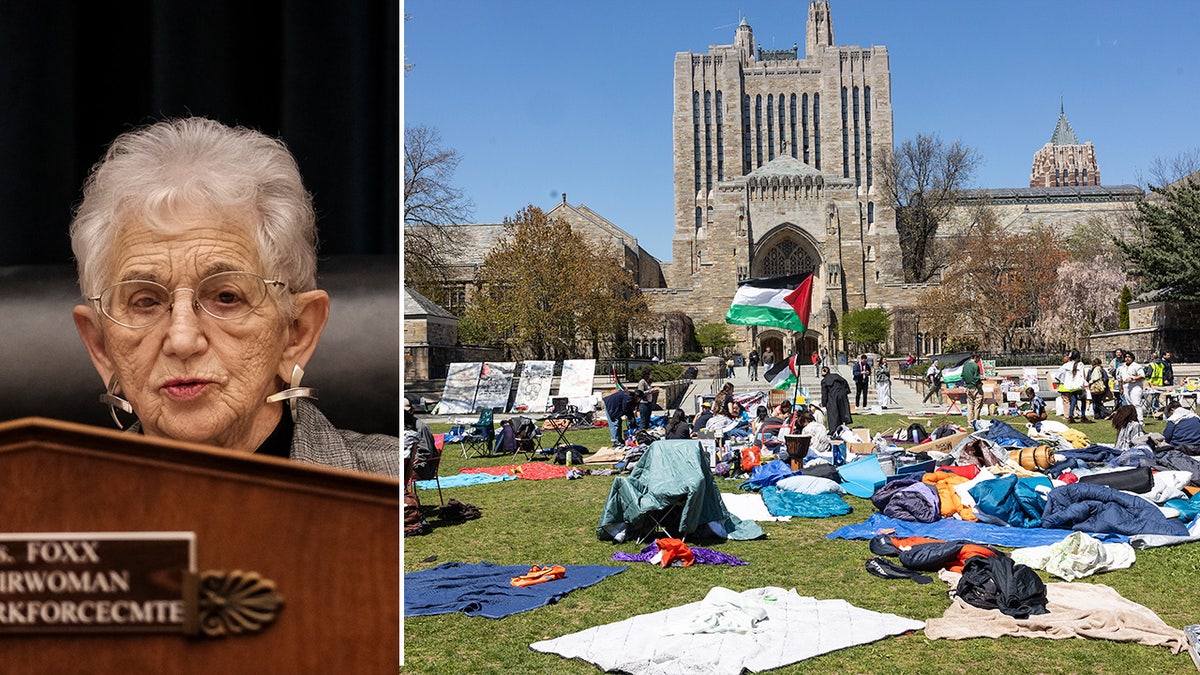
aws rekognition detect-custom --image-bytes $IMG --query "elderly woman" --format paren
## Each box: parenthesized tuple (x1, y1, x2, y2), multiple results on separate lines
(69, 117, 398, 476)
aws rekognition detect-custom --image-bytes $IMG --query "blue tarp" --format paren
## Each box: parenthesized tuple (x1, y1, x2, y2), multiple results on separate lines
(738, 460, 799, 491)
(413, 473, 517, 490)
(827, 513, 1130, 548)
(760, 486, 852, 518)
(405, 561, 627, 618)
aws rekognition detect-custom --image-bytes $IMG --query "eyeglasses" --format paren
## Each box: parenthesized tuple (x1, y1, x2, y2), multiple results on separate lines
(90, 271, 287, 329)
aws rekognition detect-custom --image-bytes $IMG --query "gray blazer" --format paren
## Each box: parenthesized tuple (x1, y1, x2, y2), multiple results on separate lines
(127, 399, 399, 477)
(291, 399, 399, 476)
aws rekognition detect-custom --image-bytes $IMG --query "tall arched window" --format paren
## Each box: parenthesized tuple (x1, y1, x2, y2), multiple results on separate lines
(852, 86, 861, 186)
(715, 91, 724, 180)
(841, 87, 849, 178)
(704, 91, 713, 189)
(695, 207, 702, 231)
(778, 94, 786, 156)
(766, 94, 775, 161)
(867, 202, 875, 227)
(755, 95, 763, 167)
(759, 239, 816, 277)
(813, 93, 821, 169)
(742, 95, 752, 173)
(801, 93, 810, 164)
(789, 94, 798, 159)
(864, 86, 873, 187)
(693, 91, 701, 191)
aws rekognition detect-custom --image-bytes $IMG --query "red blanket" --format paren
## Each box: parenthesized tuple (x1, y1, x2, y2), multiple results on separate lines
(461, 463, 571, 480)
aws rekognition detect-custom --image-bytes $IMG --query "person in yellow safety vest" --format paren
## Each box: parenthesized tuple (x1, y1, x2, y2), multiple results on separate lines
(1147, 352, 1165, 387)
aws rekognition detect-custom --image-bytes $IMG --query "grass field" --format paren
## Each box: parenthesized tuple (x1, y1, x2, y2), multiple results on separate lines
(402, 414, 1200, 674)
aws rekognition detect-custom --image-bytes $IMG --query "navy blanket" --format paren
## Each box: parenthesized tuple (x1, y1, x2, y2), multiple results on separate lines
(405, 561, 626, 618)
(827, 513, 1129, 548)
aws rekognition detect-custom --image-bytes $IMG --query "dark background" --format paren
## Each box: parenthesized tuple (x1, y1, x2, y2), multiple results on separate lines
(0, 0, 399, 266)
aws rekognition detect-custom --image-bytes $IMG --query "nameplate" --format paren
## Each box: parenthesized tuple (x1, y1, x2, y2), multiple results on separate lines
(0, 532, 194, 634)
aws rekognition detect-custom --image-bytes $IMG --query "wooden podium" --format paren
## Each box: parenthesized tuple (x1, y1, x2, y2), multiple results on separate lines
(0, 417, 398, 672)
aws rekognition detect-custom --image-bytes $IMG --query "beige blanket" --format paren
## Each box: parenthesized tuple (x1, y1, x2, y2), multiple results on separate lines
(925, 577, 1185, 654)
(583, 446, 626, 465)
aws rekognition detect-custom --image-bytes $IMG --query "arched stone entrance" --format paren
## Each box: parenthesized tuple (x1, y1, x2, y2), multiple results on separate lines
(752, 224, 821, 279)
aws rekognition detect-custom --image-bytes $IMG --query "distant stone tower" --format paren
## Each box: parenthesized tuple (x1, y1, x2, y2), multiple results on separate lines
(1029, 103, 1100, 187)
(660, 0, 900, 358)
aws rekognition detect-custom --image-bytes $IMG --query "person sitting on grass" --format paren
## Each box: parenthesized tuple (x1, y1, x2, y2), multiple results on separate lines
(796, 410, 830, 458)
(1163, 400, 1200, 454)
(1023, 387, 1047, 426)
(692, 400, 714, 430)
(1111, 404, 1147, 451)
(664, 408, 693, 440)
(724, 400, 752, 439)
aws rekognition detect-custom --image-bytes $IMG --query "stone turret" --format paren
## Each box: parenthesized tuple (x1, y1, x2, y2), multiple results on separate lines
(806, 1, 834, 57)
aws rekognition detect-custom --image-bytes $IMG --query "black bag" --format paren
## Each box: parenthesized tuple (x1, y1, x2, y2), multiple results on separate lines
(1077, 466, 1153, 493)
(554, 445, 584, 465)
(956, 555, 1047, 619)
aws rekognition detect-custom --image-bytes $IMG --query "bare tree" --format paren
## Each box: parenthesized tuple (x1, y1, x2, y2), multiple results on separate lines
(403, 124, 473, 300)
(877, 133, 981, 282)
(1141, 147, 1200, 188)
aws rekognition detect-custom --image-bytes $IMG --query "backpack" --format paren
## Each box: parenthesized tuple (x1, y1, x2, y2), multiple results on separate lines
(906, 423, 929, 444)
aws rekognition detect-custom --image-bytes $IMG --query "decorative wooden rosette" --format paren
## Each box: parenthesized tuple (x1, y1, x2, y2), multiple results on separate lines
(183, 570, 284, 638)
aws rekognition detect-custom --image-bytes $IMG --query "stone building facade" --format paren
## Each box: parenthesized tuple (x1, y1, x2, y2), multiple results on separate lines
(1029, 105, 1101, 188)
(654, 2, 906, 359)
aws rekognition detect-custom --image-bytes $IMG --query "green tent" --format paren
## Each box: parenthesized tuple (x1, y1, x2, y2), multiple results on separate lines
(597, 440, 764, 542)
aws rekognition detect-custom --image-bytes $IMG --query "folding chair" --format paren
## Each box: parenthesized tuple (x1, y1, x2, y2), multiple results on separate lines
(459, 408, 495, 459)
(407, 434, 445, 507)
(512, 416, 544, 460)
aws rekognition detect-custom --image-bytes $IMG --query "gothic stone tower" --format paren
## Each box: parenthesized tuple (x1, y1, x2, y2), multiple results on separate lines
(1030, 103, 1100, 187)
(661, 1, 901, 356)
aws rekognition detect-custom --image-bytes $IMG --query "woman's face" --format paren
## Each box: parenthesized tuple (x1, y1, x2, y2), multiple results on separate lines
(76, 215, 298, 450)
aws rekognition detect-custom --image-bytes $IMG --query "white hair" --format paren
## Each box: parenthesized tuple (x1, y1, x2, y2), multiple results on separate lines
(70, 117, 318, 301)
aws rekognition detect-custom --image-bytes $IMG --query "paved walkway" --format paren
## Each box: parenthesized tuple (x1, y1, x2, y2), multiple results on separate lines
(683, 362, 949, 418)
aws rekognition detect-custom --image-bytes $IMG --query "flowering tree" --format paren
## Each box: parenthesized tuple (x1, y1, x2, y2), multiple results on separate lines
(1034, 255, 1128, 348)
(918, 212, 1066, 352)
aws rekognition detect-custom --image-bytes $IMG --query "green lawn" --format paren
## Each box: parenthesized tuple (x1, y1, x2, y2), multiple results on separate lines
(403, 414, 1200, 674)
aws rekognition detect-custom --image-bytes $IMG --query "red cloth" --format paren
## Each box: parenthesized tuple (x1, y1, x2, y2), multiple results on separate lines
(947, 544, 998, 573)
(655, 538, 694, 567)
(461, 463, 572, 480)
(938, 465, 980, 480)
(1059, 471, 1079, 484)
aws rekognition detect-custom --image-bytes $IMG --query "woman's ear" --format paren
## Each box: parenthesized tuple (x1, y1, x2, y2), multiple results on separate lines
(73, 305, 115, 385)
(279, 290, 330, 379)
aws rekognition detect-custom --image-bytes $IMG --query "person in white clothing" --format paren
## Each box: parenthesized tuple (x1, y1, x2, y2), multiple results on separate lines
(875, 357, 892, 409)
(1055, 349, 1090, 423)
(1115, 351, 1146, 421)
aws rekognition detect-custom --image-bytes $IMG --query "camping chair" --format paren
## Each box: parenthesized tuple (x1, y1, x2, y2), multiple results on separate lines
(513, 416, 544, 460)
(459, 408, 495, 459)
(407, 434, 445, 508)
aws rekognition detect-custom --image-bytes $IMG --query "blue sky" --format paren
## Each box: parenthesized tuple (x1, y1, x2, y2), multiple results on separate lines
(403, 1, 1200, 262)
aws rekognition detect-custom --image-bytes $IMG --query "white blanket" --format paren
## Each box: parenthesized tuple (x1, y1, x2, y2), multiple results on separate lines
(720, 493, 792, 522)
(530, 587, 924, 674)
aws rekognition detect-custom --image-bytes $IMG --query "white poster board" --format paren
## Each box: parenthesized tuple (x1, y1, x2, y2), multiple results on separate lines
(440, 362, 482, 414)
(473, 362, 516, 412)
(558, 359, 597, 411)
(513, 361, 555, 413)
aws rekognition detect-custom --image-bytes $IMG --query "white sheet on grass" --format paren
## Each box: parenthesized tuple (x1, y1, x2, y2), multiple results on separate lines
(530, 587, 924, 674)
(720, 492, 792, 522)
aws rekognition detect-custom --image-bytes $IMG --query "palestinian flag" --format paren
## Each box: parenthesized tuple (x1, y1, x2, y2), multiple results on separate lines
(724, 272, 813, 332)
(764, 354, 799, 391)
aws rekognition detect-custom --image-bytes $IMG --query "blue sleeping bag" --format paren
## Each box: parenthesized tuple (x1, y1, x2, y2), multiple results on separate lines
(970, 475, 1051, 528)
(1041, 483, 1190, 537)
